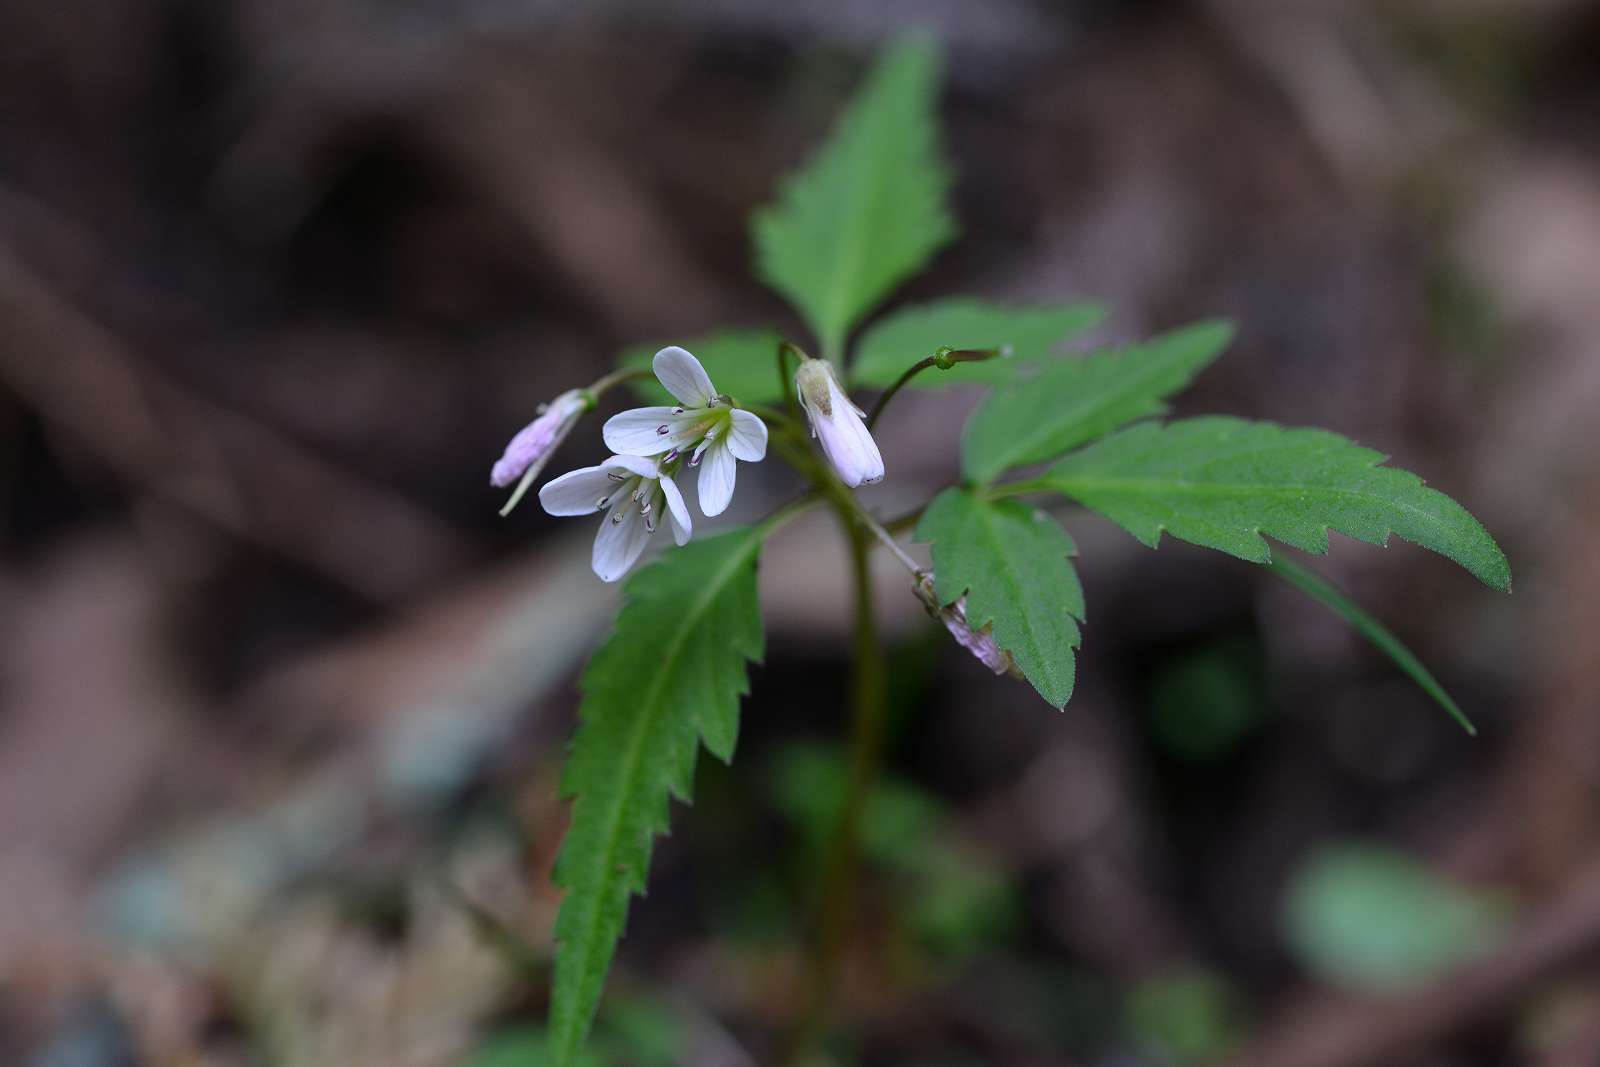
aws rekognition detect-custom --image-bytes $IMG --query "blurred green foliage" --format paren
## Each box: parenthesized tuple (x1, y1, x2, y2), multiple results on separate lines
(1283, 841, 1513, 991)
(769, 742, 1018, 963)
(1125, 968, 1245, 1065)
(1145, 633, 1268, 761)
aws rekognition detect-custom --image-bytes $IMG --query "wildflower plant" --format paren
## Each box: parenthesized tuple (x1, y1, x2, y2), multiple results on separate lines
(492, 38, 1509, 1065)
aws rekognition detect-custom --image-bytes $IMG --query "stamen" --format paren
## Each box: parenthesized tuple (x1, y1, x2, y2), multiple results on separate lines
(632, 488, 645, 502)
(595, 496, 610, 510)
(671, 406, 685, 415)
(689, 451, 702, 467)
(663, 448, 680, 463)
(610, 511, 623, 525)
(639, 500, 652, 516)
(607, 472, 626, 482)
(645, 515, 656, 533)
(656, 425, 670, 435)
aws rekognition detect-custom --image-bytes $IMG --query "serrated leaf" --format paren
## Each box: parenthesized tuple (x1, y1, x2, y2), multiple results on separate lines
(619, 329, 785, 406)
(1044, 417, 1511, 591)
(914, 488, 1084, 707)
(752, 38, 954, 358)
(549, 528, 765, 1065)
(962, 320, 1232, 484)
(850, 298, 1105, 388)
(1267, 555, 1475, 734)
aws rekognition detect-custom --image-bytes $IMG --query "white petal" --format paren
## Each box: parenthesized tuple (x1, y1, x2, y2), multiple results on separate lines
(698, 439, 737, 516)
(539, 465, 623, 516)
(653, 346, 716, 408)
(603, 454, 661, 479)
(726, 409, 768, 462)
(818, 379, 885, 487)
(603, 407, 698, 455)
(660, 474, 692, 545)
(592, 498, 654, 582)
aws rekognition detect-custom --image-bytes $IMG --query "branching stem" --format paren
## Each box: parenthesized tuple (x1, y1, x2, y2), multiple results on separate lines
(864, 346, 1003, 430)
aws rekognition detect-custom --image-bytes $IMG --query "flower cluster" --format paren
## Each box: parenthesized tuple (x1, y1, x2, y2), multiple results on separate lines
(493, 345, 894, 582)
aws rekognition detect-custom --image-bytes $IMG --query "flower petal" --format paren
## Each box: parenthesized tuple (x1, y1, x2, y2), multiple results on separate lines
(539, 465, 623, 516)
(604, 454, 661, 479)
(726, 409, 769, 462)
(698, 439, 737, 516)
(818, 378, 884, 487)
(660, 474, 692, 545)
(653, 346, 716, 408)
(603, 407, 699, 455)
(592, 498, 654, 582)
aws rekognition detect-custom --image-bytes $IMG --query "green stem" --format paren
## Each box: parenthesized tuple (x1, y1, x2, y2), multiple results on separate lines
(584, 364, 653, 397)
(786, 513, 887, 1063)
(777, 341, 807, 420)
(865, 347, 1003, 431)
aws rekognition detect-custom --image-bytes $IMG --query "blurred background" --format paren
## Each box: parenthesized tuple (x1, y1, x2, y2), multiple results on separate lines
(2, 0, 1598, 1064)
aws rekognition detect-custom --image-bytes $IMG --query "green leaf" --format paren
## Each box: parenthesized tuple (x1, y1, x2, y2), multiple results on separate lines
(549, 528, 765, 1065)
(752, 38, 955, 357)
(1283, 842, 1511, 992)
(1044, 417, 1511, 591)
(962, 320, 1232, 484)
(1266, 555, 1475, 734)
(914, 488, 1085, 708)
(850, 298, 1105, 388)
(619, 329, 785, 406)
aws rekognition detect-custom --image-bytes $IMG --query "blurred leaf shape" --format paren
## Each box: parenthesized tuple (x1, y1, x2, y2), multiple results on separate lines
(1283, 841, 1512, 991)
(850, 298, 1104, 388)
(768, 742, 1017, 962)
(1125, 968, 1245, 1065)
(1045, 416, 1512, 591)
(549, 528, 764, 1066)
(620, 329, 786, 407)
(752, 37, 955, 358)
(768, 741, 941, 868)
(1146, 633, 1269, 760)
(963, 320, 1231, 484)
(915, 489, 1084, 708)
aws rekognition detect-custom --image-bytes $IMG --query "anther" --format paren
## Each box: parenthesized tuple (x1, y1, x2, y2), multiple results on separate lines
(663, 448, 680, 463)
(689, 452, 703, 467)
(632, 488, 645, 502)
(596, 496, 610, 510)
(607, 472, 626, 482)
(610, 511, 623, 525)
(639, 500, 652, 516)
(656, 425, 670, 435)
(671, 406, 685, 415)
(645, 516, 656, 533)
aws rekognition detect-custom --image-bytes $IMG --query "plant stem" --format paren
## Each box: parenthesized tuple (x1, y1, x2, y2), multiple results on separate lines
(784, 505, 889, 1064)
(777, 341, 807, 419)
(584, 364, 653, 397)
(864, 347, 1003, 430)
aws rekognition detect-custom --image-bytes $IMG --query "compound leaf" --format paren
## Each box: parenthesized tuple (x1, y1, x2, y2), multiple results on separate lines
(1044, 417, 1511, 591)
(962, 320, 1231, 484)
(915, 488, 1084, 708)
(549, 528, 765, 1064)
(752, 38, 954, 358)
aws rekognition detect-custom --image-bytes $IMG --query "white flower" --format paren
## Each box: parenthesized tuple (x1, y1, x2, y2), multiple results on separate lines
(491, 388, 590, 515)
(794, 359, 884, 488)
(602, 346, 768, 517)
(538, 454, 692, 582)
